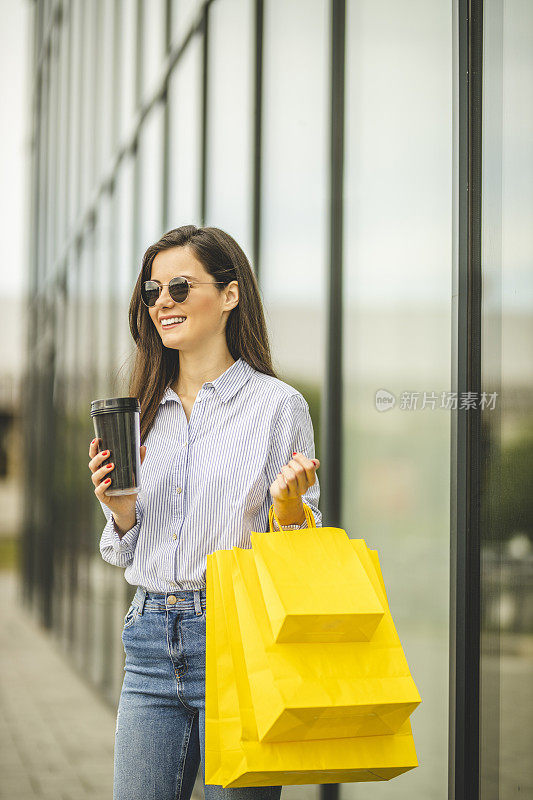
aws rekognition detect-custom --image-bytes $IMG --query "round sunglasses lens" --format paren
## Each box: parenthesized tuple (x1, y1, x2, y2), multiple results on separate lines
(169, 278, 189, 303)
(142, 282, 160, 306)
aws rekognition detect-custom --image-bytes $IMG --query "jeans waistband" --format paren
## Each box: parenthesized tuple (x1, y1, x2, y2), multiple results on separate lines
(133, 585, 206, 615)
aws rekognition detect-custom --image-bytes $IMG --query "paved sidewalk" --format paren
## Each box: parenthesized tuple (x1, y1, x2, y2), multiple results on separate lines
(0, 570, 117, 799)
(0, 570, 204, 800)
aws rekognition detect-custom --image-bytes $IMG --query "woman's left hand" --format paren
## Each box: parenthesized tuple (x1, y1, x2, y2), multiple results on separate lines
(269, 452, 320, 503)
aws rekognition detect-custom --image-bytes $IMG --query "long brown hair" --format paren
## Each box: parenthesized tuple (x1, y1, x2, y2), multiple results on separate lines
(127, 225, 278, 445)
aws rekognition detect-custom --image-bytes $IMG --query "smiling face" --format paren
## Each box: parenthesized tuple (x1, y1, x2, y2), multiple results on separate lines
(147, 245, 238, 353)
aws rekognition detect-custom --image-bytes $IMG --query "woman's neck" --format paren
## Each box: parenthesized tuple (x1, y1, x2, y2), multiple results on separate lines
(172, 354, 236, 397)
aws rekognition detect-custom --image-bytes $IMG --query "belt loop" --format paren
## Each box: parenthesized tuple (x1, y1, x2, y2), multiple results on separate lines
(139, 587, 147, 616)
(193, 589, 202, 615)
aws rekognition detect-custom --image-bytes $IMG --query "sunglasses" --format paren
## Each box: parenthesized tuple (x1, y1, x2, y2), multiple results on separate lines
(140, 276, 228, 307)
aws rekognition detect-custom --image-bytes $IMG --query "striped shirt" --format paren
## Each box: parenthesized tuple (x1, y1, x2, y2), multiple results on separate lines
(98, 357, 322, 591)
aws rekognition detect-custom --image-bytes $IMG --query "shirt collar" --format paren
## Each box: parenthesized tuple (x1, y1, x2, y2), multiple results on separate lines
(160, 357, 254, 406)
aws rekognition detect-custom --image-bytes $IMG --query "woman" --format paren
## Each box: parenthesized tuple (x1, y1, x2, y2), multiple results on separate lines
(88, 225, 322, 800)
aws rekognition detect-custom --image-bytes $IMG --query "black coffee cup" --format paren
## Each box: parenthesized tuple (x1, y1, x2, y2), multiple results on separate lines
(90, 397, 141, 495)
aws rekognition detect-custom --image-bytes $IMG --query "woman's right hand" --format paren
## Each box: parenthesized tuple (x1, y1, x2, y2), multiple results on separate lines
(88, 439, 147, 520)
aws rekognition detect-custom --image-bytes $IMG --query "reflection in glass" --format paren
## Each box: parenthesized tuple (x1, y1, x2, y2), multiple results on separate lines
(57, 7, 70, 248)
(47, 26, 59, 270)
(79, 1, 97, 211)
(205, 0, 254, 253)
(63, 254, 78, 651)
(94, 195, 113, 401)
(116, 0, 138, 144)
(96, 0, 116, 178)
(67, 0, 82, 230)
(51, 267, 68, 648)
(140, 0, 166, 104)
(170, 0, 203, 50)
(481, 1, 533, 796)
(167, 36, 203, 228)
(71, 235, 92, 674)
(113, 155, 137, 393)
(136, 102, 165, 257)
(342, 1, 452, 797)
(260, 0, 328, 393)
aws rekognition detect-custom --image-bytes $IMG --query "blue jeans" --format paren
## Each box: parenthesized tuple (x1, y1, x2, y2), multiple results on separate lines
(114, 585, 283, 800)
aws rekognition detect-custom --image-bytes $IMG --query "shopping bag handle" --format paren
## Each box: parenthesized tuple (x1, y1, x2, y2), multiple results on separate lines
(269, 501, 317, 532)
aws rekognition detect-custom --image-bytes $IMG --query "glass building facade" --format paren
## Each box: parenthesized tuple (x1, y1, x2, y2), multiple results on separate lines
(21, 1, 532, 798)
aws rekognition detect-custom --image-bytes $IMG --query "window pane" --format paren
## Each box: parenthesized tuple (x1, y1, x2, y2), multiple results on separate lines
(117, 0, 137, 143)
(96, 0, 116, 175)
(79, 1, 97, 208)
(67, 0, 82, 228)
(260, 0, 329, 391)
(57, 1, 71, 246)
(170, 0, 203, 50)
(342, 1, 452, 797)
(137, 102, 165, 254)
(167, 36, 203, 227)
(205, 0, 254, 252)
(94, 193, 113, 400)
(113, 154, 137, 374)
(481, 1, 533, 796)
(140, 0, 166, 104)
(47, 27, 59, 269)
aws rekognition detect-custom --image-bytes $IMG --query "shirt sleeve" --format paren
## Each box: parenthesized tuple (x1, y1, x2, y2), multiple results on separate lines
(98, 496, 143, 568)
(264, 393, 322, 529)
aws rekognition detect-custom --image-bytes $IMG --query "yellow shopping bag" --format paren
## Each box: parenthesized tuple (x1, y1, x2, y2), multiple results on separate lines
(204, 549, 418, 789)
(204, 554, 223, 786)
(250, 504, 384, 643)
(232, 540, 420, 743)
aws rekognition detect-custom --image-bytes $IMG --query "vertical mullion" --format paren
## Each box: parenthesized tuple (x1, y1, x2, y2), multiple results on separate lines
(162, 0, 171, 230)
(252, 0, 263, 278)
(133, 0, 142, 270)
(165, 0, 172, 53)
(320, 2, 345, 796)
(200, 2, 209, 225)
(450, 0, 483, 798)
(111, 0, 122, 154)
(162, 93, 170, 231)
(135, 0, 143, 111)
(64, 1, 73, 244)
(23, 2, 42, 604)
(322, 0, 344, 530)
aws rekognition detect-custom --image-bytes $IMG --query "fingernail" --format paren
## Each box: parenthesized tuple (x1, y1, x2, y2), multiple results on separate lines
(312, 459, 318, 465)
(292, 451, 297, 456)
(91, 439, 96, 444)
(104, 478, 111, 484)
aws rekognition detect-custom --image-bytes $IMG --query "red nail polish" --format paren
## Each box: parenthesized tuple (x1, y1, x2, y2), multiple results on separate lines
(105, 478, 111, 483)
(292, 451, 297, 456)
(91, 439, 96, 444)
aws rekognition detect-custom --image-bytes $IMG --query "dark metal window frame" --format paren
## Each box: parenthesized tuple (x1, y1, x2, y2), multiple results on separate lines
(320, 1, 345, 799)
(449, 1, 483, 798)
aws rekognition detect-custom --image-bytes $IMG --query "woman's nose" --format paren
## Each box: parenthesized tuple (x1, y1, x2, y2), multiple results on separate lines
(155, 286, 174, 307)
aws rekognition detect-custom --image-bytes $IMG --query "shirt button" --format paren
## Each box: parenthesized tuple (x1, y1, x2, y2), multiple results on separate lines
(167, 595, 177, 605)
(173, 534, 177, 540)
(176, 487, 182, 493)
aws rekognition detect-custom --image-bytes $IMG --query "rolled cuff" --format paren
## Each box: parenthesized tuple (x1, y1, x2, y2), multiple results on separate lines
(111, 506, 142, 551)
(99, 496, 143, 567)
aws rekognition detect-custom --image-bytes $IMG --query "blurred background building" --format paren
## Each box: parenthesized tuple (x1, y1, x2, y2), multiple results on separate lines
(0, 0, 531, 798)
